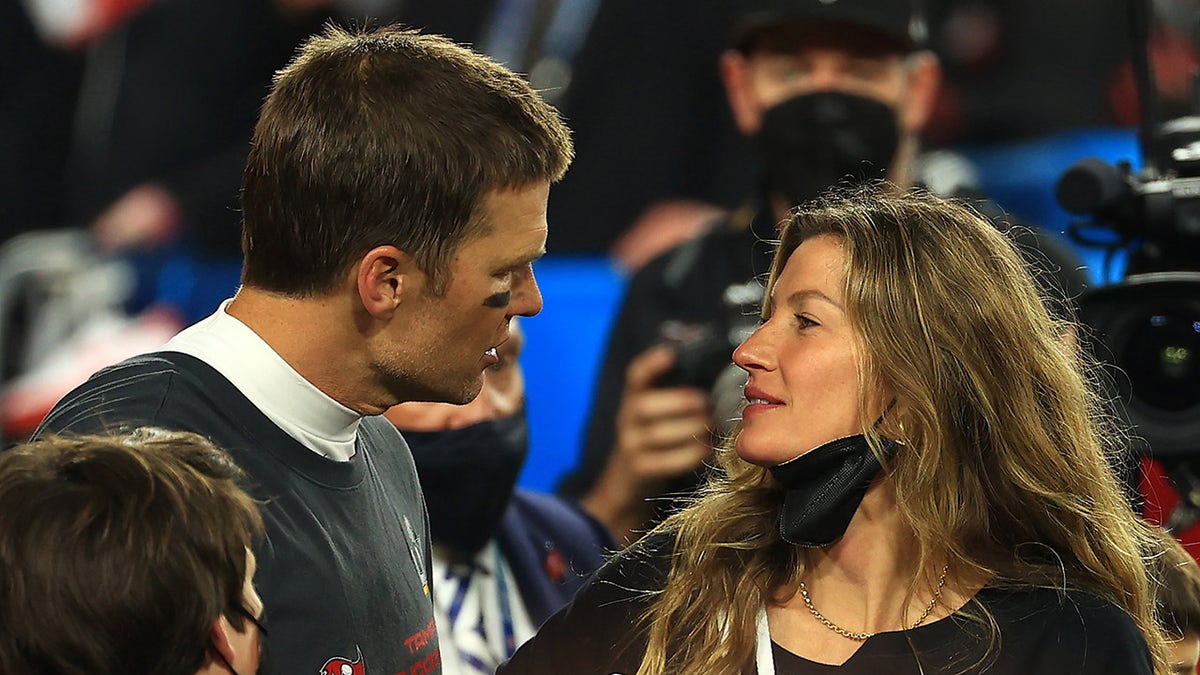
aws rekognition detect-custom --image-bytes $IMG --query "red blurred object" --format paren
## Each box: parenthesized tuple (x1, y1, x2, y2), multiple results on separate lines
(1108, 26, 1199, 127)
(1, 307, 181, 441)
(1140, 455, 1200, 562)
(21, 0, 158, 47)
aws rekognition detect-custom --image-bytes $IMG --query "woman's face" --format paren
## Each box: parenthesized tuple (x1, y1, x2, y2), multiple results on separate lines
(733, 234, 870, 466)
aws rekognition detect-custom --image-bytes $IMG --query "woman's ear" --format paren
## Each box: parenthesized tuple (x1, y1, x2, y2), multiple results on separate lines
(877, 397, 909, 443)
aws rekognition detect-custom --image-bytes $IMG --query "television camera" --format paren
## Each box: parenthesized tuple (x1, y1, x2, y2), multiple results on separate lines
(1054, 0, 1200, 526)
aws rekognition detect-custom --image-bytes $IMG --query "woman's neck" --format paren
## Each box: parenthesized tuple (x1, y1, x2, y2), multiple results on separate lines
(804, 480, 929, 631)
(767, 480, 986, 665)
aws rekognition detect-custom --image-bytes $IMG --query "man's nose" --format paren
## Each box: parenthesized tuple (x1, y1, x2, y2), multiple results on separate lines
(807, 63, 844, 91)
(509, 272, 543, 318)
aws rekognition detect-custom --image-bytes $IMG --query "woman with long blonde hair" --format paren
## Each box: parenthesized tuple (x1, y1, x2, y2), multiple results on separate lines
(500, 185, 1168, 674)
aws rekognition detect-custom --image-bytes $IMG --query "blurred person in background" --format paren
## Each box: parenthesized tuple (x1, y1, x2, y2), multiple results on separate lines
(4, 0, 328, 257)
(548, 0, 1142, 256)
(3, 0, 593, 255)
(561, 0, 1090, 547)
(386, 319, 613, 674)
(0, 427, 265, 675)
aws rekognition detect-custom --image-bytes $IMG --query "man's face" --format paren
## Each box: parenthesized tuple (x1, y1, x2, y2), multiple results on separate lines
(724, 23, 928, 136)
(380, 182, 548, 406)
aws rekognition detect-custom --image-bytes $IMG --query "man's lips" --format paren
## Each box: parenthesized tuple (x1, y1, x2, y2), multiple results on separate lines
(483, 328, 509, 364)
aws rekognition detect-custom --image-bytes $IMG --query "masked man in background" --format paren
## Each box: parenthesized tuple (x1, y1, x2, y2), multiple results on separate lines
(560, 0, 1090, 545)
(387, 319, 614, 674)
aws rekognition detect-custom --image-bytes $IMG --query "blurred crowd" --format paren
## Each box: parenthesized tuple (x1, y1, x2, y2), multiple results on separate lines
(3, 0, 1197, 257)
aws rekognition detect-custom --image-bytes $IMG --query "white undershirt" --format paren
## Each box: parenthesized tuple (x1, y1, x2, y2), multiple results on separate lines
(161, 299, 361, 461)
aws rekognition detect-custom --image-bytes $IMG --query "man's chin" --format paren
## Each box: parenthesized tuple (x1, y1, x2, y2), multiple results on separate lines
(446, 376, 484, 406)
(388, 374, 481, 407)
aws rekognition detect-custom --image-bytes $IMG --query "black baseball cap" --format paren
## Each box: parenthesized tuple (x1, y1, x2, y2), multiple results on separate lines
(732, 0, 926, 53)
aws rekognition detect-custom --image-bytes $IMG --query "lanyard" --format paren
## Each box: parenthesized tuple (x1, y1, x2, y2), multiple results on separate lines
(755, 606, 776, 675)
(442, 542, 519, 673)
(494, 542, 517, 657)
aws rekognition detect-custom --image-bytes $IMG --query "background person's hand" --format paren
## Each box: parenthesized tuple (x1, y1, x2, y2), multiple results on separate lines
(580, 344, 714, 546)
(90, 184, 181, 253)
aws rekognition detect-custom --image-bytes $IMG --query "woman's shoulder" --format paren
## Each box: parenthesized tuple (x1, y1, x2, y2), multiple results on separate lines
(497, 530, 679, 675)
(592, 529, 677, 587)
(979, 584, 1141, 630)
(969, 584, 1152, 674)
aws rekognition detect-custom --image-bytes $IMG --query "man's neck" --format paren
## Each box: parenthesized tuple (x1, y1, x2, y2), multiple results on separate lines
(227, 287, 379, 415)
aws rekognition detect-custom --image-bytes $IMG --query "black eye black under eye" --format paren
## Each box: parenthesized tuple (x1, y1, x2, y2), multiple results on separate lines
(483, 291, 511, 308)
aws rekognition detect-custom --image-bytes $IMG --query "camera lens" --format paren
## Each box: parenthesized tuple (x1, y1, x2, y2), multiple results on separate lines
(1124, 310, 1200, 413)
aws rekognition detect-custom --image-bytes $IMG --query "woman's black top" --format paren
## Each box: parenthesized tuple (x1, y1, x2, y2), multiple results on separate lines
(499, 533, 1153, 675)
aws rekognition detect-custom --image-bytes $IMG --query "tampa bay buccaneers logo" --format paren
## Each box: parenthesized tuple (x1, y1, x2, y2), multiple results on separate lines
(319, 645, 366, 675)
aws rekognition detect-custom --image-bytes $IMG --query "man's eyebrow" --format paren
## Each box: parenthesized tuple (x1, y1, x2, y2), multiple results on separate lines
(499, 247, 546, 270)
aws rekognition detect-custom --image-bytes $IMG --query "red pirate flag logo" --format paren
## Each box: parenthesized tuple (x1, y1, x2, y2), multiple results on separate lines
(318, 645, 366, 675)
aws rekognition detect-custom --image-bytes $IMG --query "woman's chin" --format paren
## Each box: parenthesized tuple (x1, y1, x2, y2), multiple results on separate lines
(733, 439, 783, 468)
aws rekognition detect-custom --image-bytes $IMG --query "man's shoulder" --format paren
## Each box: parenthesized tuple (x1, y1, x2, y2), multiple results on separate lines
(36, 351, 240, 438)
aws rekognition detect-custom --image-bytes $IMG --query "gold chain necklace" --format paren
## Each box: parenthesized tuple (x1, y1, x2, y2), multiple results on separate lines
(797, 565, 950, 642)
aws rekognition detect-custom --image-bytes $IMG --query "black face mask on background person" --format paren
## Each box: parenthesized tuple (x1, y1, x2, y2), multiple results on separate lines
(756, 90, 900, 207)
(404, 410, 530, 558)
(768, 434, 901, 548)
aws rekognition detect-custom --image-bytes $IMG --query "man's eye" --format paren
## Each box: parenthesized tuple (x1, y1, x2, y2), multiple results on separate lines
(847, 59, 890, 80)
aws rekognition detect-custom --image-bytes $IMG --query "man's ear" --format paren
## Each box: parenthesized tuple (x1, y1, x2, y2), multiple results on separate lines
(720, 49, 763, 135)
(899, 51, 942, 134)
(356, 245, 422, 319)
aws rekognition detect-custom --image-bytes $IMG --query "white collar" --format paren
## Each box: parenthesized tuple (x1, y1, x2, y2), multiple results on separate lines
(161, 299, 361, 461)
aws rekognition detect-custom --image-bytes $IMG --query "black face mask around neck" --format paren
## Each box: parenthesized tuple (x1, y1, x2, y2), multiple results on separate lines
(756, 90, 900, 207)
(404, 409, 530, 558)
(768, 434, 901, 548)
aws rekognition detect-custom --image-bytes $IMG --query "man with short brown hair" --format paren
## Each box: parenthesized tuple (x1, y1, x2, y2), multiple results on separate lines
(0, 428, 265, 675)
(37, 23, 572, 674)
